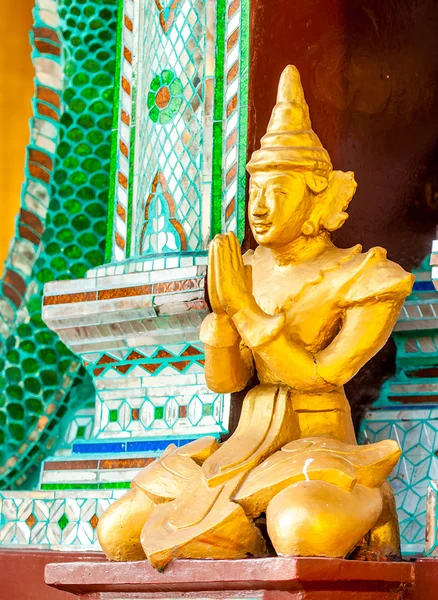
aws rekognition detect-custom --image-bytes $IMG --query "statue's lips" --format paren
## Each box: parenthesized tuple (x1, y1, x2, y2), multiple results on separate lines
(253, 221, 272, 233)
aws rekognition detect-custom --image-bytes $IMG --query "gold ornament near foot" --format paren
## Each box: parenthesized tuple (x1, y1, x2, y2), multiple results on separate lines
(98, 65, 414, 568)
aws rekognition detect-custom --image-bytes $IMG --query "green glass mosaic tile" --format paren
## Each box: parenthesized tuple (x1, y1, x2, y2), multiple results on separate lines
(99, 482, 130, 490)
(109, 409, 118, 423)
(41, 483, 99, 491)
(154, 406, 164, 420)
(58, 513, 69, 531)
(202, 403, 214, 417)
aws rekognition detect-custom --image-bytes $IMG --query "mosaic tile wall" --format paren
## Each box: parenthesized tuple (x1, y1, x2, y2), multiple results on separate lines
(425, 481, 438, 556)
(109, 0, 250, 261)
(42, 256, 230, 443)
(0, 0, 118, 490)
(0, 489, 124, 550)
(360, 256, 438, 555)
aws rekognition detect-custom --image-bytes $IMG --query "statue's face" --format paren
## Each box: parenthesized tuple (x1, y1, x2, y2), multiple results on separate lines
(248, 172, 311, 247)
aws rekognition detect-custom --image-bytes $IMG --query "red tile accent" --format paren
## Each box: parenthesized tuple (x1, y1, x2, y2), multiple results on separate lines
(131, 409, 140, 421)
(228, 0, 240, 17)
(19, 225, 41, 246)
(124, 15, 133, 31)
(3, 283, 22, 308)
(44, 460, 98, 471)
(227, 61, 239, 84)
(97, 355, 117, 365)
(119, 140, 129, 158)
(122, 77, 131, 95)
(227, 28, 239, 52)
(226, 95, 238, 117)
(179, 405, 187, 418)
(20, 208, 44, 234)
(225, 198, 235, 220)
(117, 202, 127, 221)
(4, 269, 26, 296)
(118, 172, 128, 189)
(26, 513, 37, 529)
(171, 360, 190, 372)
(123, 46, 133, 64)
(100, 457, 154, 470)
(114, 364, 131, 374)
(226, 129, 237, 150)
(34, 40, 61, 56)
(153, 349, 173, 359)
(89, 514, 99, 530)
(36, 102, 59, 121)
(180, 345, 202, 357)
(115, 232, 126, 250)
(140, 363, 161, 374)
(33, 27, 60, 44)
(37, 86, 61, 109)
(153, 278, 201, 294)
(97, 284, 153, 300)
(121, 110, 130, 125)
(29, 149, 53, 171)
(28, 163, 51, 184)
(125, 350, 146, 361)
(226, 164, 237, 185)
(43, 291, 96, 305)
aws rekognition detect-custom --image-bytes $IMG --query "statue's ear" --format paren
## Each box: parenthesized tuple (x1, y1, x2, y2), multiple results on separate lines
(320, 170, 357, 232)
(304, 172, 329, 194)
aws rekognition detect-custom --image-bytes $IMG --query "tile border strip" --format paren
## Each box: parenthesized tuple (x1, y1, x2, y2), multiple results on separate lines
(0, 0, 63, 344)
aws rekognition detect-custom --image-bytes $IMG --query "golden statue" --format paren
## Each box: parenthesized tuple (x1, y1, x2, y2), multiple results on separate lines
(97, 66, 414, 569)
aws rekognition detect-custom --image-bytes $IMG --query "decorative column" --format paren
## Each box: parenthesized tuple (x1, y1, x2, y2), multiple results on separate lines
(43, 0, 250, 453)
(0, 0, 251, 551)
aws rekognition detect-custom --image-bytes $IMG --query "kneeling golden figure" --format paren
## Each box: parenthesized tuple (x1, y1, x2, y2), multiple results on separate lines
(98, 65, 414, 569)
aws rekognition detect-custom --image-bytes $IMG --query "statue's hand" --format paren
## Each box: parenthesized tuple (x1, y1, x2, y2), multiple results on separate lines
(212, 232, 253, 317)
(207, 235, 226, 315)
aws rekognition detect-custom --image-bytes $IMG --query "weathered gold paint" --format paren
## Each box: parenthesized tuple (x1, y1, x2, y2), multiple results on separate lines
(98, 66, 414, 567)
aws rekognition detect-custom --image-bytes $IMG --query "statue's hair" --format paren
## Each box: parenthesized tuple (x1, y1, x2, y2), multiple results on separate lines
(304, 170, 357, 233)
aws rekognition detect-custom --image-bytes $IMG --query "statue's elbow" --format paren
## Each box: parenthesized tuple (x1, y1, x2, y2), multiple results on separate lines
(205, 372, 249, 394)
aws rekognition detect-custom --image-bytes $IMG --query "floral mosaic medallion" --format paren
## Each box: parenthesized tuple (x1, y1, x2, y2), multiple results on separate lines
(148, 70, 183, 124)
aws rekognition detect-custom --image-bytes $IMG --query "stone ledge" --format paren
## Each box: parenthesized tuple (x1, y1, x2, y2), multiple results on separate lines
(45, 556, 416, 599)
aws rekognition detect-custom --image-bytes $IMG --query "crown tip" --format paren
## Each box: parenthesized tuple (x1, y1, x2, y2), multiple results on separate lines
(277, 65, 304, 104)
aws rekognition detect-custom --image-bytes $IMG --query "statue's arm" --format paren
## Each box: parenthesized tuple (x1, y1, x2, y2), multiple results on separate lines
(232, 299, 404, 392)
(200, 313, 254, 393)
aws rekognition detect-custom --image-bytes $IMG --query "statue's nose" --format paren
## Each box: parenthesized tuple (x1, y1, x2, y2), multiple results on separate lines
(252, 196, 268, 217)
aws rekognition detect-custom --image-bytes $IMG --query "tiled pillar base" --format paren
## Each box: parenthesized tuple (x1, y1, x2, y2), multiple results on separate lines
(45, 557, 416, 600)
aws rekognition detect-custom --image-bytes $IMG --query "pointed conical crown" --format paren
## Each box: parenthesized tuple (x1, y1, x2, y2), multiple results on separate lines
(247, 65, 332, 176)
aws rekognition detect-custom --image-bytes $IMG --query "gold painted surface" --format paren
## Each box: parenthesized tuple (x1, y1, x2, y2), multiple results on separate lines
(0, 0, 34, 272)
(99, 66, 414, 567)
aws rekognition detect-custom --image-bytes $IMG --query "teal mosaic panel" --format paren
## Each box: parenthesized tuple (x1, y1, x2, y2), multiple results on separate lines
(0, 489, 124, 548)
(425, 481, 438, 556)
(361, 410, 438, 555)
(108, 0, 250, 259)
(360, 257, 438, 555)
(84, 342, 229, 439)
(0, 0, 117, 489)
(132, 0, 216, 257)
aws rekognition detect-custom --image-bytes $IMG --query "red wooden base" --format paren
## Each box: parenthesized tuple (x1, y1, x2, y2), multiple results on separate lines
(45, 556, 423, 600)
(0, 549, 105, 600)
